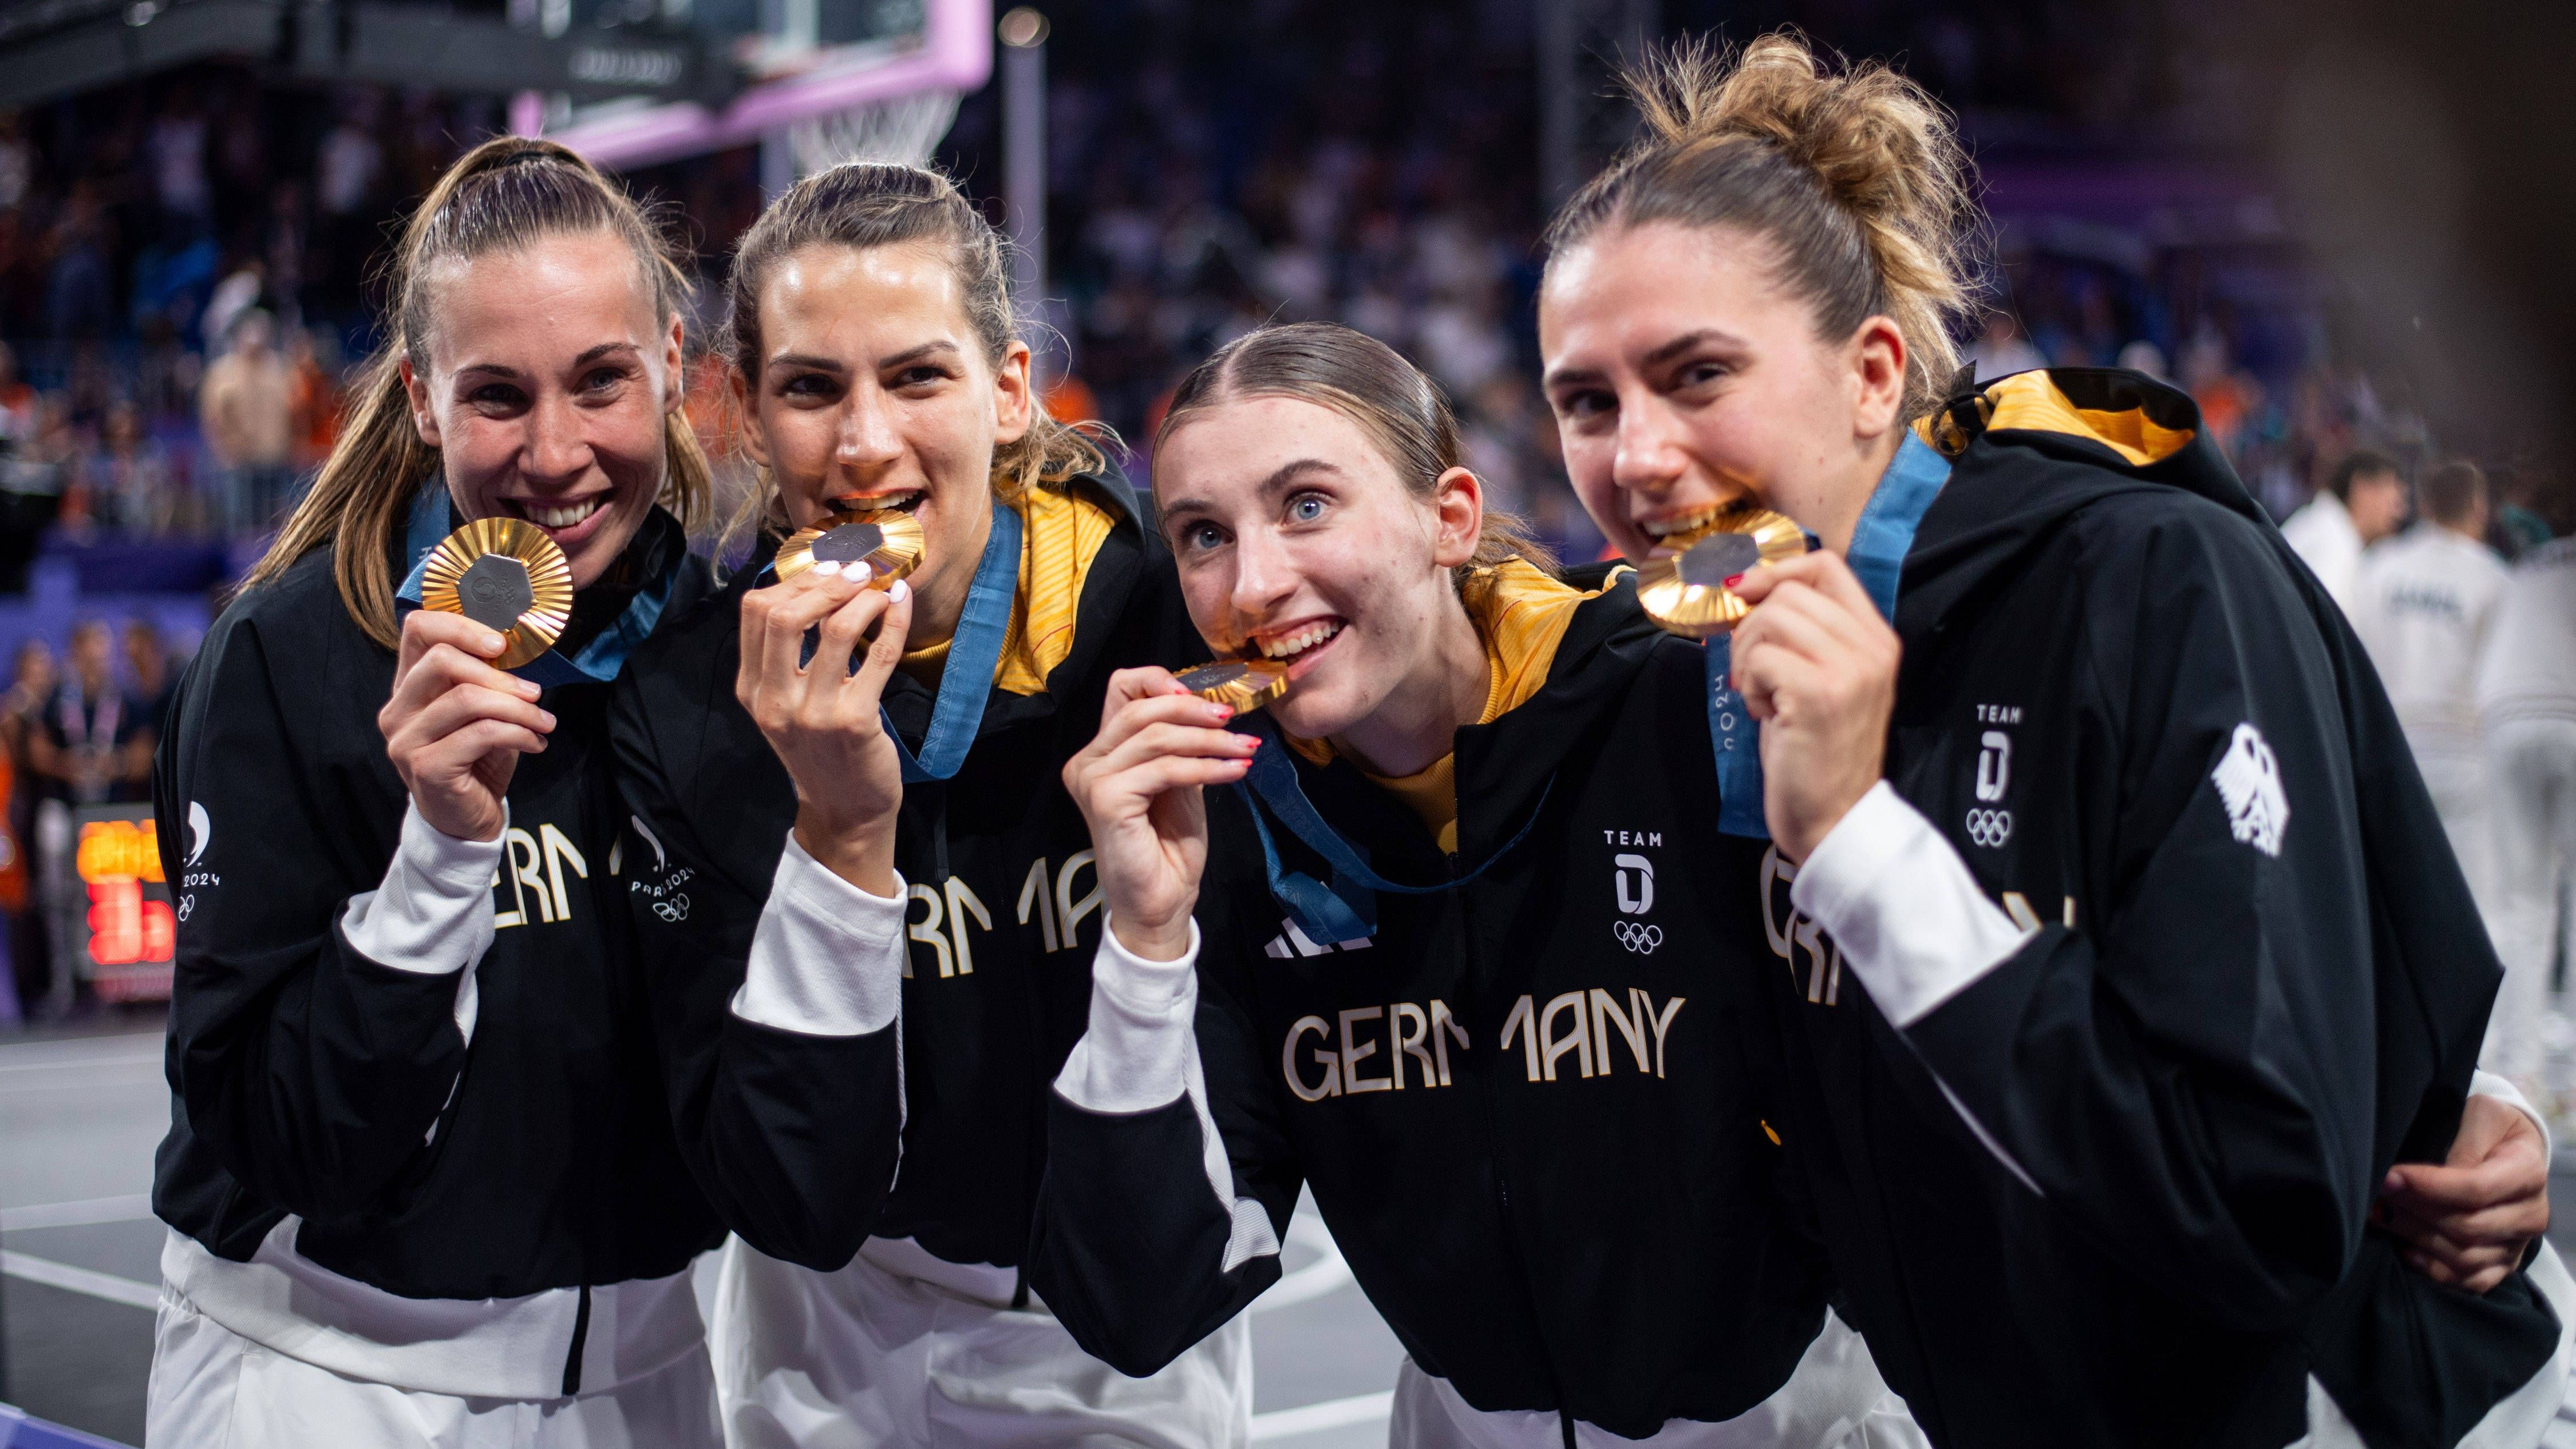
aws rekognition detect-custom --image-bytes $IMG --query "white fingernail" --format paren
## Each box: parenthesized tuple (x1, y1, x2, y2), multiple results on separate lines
(888, 578, 910, 602)
(812, 559, 844, 577)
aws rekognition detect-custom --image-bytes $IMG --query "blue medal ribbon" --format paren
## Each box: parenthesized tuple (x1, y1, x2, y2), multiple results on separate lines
(1708, 431, 1951, 839)
(393, 482, 679, 688)
(1232, 717, 1552, 946)
(881, 500, 1020, 783)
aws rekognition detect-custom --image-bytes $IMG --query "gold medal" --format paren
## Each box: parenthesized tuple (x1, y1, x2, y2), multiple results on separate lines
(773, 510, 925, 587)
(1174, 658, 1290, 715)
(1634, 506, 1810, 638)
(418, 517, 574, 669)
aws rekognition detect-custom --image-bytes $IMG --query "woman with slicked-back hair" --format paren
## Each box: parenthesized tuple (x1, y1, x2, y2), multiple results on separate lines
(146, 136, 734, 1447)
(605, 160, 1236, 1447)
(1538, 33, 2570, 1447)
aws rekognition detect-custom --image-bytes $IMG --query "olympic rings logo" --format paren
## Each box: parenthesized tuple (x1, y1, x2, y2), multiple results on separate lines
(1964, 809, 2013, 848)
(1613, 922, 1664, 954)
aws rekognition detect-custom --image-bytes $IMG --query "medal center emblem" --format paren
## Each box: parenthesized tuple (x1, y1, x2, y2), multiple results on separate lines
(457, 555, 535, 630)
(811, 522, 886, 569)
(1677, 532, 1761, 587)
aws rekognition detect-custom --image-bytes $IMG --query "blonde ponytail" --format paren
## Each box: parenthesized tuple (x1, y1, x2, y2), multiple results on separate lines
(242, 135, 709, 648)
(1546, 31, 1980, 418)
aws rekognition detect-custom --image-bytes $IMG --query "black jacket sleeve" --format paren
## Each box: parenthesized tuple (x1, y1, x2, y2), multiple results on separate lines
(159, 611, 471, 1221)
(608, 669, 902, 1271)
(1901, 504, 2384, 1334)
(1029, 860, 1305, 1377)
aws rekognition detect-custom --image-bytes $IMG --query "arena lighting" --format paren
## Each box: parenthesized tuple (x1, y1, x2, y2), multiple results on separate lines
(998, 6, 1047, 48)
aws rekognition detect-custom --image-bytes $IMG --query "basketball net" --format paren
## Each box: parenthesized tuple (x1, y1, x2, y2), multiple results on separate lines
(788, 88, 963, 173)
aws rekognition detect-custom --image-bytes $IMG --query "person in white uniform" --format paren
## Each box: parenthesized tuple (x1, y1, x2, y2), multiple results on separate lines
(2283, 449, 2409, 615)
(2478, 529, 2576, 1087)
(2352, 460, 2510, 911)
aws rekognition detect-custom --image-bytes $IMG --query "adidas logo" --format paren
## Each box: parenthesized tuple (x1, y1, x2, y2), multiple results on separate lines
(1263, 920, 1375, 958)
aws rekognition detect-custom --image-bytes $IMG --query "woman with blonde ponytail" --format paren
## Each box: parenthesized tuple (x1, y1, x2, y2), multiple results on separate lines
(1540, 32, 2569, 1448)
(604, 161, 1239, 1447)
(148, 136, 732, 1448)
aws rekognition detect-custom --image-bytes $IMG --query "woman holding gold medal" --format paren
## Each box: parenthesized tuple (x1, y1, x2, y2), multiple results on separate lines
(604, 163, 1234, 1447)
(146, 138, 734, 1445)
(1535, 33, 2569, 1448)
(1030, 321, 1924, 1447)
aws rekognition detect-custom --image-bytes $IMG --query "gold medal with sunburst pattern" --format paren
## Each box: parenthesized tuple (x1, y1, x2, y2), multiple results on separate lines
(418, 518, 574, 669)
(773, 510, 925, 587)
(1174, 658, 1290, 715)
(1635, 506, 1811, 638)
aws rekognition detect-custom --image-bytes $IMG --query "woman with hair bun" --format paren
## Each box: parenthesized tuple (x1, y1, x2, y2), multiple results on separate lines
(606, 161, 1238, 1447)
(148, 137, 729, 1445)
(1539, 34, 2569, 1447)
(1031, 321, 1923, 1447)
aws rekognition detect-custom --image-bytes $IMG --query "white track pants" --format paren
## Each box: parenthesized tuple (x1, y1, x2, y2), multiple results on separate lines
(708, 1238, 1251, 1449)
(1385, 1309, 1925, 1448)
(145, 1286, 720, 1449)
(2486, 717, 2576, 1081)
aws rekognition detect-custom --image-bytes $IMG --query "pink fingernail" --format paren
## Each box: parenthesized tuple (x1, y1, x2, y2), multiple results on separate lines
(1723, 572, 1747, 590)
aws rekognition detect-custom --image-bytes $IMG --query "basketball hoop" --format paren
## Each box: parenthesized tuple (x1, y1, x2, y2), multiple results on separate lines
(788, 86, 963, 173)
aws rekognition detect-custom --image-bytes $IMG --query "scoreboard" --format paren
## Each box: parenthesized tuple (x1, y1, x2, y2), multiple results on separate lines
(68, 804, 175, 1003)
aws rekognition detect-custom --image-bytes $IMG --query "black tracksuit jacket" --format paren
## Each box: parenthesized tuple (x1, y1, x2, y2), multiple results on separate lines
(609, 473, 1205, 1277)
(1028, 576, 1840, 1440)
(151, 504, 732, 1320)
(1756, 368, 2558, 1448)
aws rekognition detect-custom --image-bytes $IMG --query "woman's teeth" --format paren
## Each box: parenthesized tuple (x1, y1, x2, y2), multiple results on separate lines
(1643, 505, 1723, 538)
(1257, 621, 1343, 660)
(837, 490, 924, 514)
(528, 498, 605, 529)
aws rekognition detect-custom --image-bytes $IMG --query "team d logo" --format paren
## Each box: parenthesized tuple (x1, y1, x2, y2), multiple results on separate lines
(2212, 722, 2289, 857)
(1613, 854, 1660, 953)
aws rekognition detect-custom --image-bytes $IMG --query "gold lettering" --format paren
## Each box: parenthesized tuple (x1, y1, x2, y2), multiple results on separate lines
(1431, 1000, 1467, 1087)
(1056, 850, 1103, 945)
(1646, 993, 1686, 1079)
(1499, 994, 1540, 1083)
(1339, 1006, 1390, 1093)
(505, 827, 550, 925)
(1539, 990, 1592, 1080)
(1284, 1016, 1340, 1101)
(1391, 1002, 1434, 1089)
(540, 823, 587, 925)
(1593, 989, 1650, 1074)
(906, 883, 949, 979)
(945, 876, 991, 976)
(1016, 856, 1058, 953)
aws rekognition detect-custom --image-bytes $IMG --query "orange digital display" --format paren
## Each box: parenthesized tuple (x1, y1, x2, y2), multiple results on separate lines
(75, 815, 174, 980)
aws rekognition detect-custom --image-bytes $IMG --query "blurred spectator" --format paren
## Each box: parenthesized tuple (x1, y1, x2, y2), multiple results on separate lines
(288, 325, 345, 473)
(82, 400, 175, 533)
(202, 257, 264, 355)
(123, 619, 175, 737)
(150, 89, 212, 234)
(0, 110, 29, 212)
(199, 309, 296, 532)
(34, 619, 148, 807)
(0, 339, 31, 445)
(2350, 460, 2507, 912)
(1963, 312, 2047, 379)
(2281, 449, 2407, 614)
(2479, 530, 2576, 1095)
(2, 637, 50, 1017)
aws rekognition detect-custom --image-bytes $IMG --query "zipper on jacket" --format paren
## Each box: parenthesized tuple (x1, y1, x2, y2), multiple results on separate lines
(561, 1283, 592, 1396)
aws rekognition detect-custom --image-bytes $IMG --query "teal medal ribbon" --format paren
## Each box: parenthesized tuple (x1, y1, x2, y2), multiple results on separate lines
(393, 483, 678, 688)
(880, 500, 1020, 783)
(1706, 431, 1951, 839)
(1232, 716, 1552, 946)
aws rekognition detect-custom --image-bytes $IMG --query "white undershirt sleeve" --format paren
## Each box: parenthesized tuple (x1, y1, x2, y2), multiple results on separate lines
(2471, 1069, 2554, 1171)
(729, 834, 910, 1038)
(1789, 780, 2037, 1029)
(1054, 918, 1280, 1273)
(341, 801, 504, 1044)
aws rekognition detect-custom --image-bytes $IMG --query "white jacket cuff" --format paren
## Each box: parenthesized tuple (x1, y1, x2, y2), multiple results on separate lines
(1790, 781, 2035, 1029)
(2471, 1069, 2554, 1172)
(342, 802, 503, 1043)
(1052, 916, 1202, 1116)
(729, 834, 910, 1037)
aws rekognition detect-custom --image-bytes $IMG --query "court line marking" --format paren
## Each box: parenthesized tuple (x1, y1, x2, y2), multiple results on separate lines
(2, 1193, 155, 1231)
(1, 1249, 161, 1310)
(0, 1053, 161, 1075)
(1249, 1390, 1396, 1440)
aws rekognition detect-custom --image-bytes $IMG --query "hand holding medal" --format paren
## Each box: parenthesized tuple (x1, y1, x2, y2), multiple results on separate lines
(385, 517, 570, 843)
(773, 510, 926, 588)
